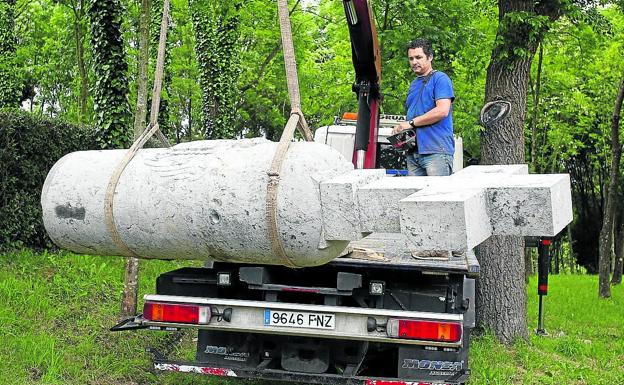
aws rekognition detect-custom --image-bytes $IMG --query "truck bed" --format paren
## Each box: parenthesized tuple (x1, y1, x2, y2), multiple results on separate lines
(333, 233, 480, 277)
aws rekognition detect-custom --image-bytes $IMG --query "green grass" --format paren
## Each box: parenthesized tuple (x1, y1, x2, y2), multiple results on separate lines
(0, 249, 622, 384)
(471, 275, 624, 385)
(0, 249, 216, 385)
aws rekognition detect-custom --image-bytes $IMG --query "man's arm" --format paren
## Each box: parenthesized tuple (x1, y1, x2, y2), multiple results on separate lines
(392, 98, 452, 134)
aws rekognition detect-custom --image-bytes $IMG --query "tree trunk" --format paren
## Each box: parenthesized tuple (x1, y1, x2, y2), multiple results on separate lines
(120, 0, 151, 318)
(524, 248, 532, 284)
(70, 0, 89, 122)
(598, 73, 624, 297)
(476, 0, 561, 343)
(567, 219, 575, 273)
(134, 0, 151, 138)
(187, 93, 193, 141)
(121, 257, 139, 317)
(612, 210, 623, 285)
(530, 43, 543, 173)
(476, 237, 527, 342)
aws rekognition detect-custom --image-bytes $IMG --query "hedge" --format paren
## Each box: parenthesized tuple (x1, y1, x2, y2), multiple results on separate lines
(0, 110, 98, 249)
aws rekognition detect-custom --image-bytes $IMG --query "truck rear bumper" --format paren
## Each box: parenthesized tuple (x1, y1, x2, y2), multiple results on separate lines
(141, 294, 464, 347)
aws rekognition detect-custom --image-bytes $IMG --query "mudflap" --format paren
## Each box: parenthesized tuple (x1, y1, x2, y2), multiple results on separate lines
(196, 330, 260, 369)
(397, 331, 470, 384)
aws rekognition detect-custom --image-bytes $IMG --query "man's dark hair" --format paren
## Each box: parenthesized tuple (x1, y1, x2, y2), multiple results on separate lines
(407, 38, 433, 58)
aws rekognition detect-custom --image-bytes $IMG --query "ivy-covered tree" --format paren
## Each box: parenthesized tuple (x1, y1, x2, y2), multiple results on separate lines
(0, 0, 21, 108)
(88, 0, 131, 148)
(191, 0, 242, 139)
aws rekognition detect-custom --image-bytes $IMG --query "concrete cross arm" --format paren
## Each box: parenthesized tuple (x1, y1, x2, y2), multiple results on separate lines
(319, 165, 573, 252)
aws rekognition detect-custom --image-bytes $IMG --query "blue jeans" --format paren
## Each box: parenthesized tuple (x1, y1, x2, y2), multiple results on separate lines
(406, 153, 453, 176)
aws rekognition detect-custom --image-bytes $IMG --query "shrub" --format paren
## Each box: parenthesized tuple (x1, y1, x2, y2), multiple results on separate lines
(0, 109, 98, 249)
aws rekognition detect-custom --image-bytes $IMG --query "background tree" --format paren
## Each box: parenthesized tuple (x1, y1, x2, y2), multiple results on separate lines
(613, 197, 624, 284)
(522, 6, 623, 274)
(598, 72, 624, 297)
(236, 0, 310, 140)
(611, 207, 624, 285)
(149, 0, 174, 138)
(4, 0, 624, 308)
(133, 0, 151, 140)
(477, 0, 564, 343)
(0, 0, 22, 108)
(191, 0, 242, 139)
(168, 2, 200, 142)
(58, 0, 90, 122)
(88, 0, 131, 148)
(120, 0, 152, 319)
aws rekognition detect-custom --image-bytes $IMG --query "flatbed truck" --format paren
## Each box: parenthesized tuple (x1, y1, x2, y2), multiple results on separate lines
(114, 232, 477, 385)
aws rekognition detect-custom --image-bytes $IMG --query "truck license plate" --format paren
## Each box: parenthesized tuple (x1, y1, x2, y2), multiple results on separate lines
(264, 309, 335, 330)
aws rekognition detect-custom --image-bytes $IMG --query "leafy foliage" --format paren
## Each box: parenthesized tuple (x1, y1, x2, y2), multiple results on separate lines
(191, 0, 242, 139)
(150, 0, 174, 138)
(88, 0, 131, 148)
(3, 0, 624, 271)
(525, 7, 624, 271)
(0, 109, 97, 249)
(0, 0, 21, 108)
(167, 0, 201, 142)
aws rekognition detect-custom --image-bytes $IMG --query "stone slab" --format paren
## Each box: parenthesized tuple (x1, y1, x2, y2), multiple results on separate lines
(453, 164, 528, 176)
(399, 188, 491, 251)
(320, 169, 386, 240)
(356, 176, 442, 233)
(486, 174, 573, 236)
(354, 165, 572, 252)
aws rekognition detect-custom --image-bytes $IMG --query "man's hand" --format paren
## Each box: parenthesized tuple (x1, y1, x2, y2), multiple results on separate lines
(392, 121, 412, 135)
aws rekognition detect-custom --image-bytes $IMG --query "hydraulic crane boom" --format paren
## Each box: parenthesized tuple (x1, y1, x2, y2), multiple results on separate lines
(342, 0, 382, 169)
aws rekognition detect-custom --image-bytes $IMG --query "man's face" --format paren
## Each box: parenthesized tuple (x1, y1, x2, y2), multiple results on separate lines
(408, 47, 433, 76)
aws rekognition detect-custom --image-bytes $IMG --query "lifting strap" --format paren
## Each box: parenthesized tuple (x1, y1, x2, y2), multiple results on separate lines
(266, 0, 314, 268)
(103, 0, 172, 257)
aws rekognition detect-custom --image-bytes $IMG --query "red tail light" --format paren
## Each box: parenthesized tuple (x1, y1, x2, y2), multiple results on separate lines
(387, 319, 462, 343)
(143, 301, 210, 324)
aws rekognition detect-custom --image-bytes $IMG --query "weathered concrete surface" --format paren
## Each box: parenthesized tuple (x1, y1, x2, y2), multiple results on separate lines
(43, 144, 573, 264)
(321, 165, 572, 252)
(42, 139, 353, 267)
(356, 177, 440, 233)
(400, 189, 491, 251)
(395, 172, 572, 251)
(486, 174, 572, 236)
(320, 169, 386, 240)
(453, 164, 528, 176)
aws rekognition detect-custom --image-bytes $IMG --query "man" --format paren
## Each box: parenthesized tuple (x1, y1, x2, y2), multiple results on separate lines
(392, 38, 455, 176)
